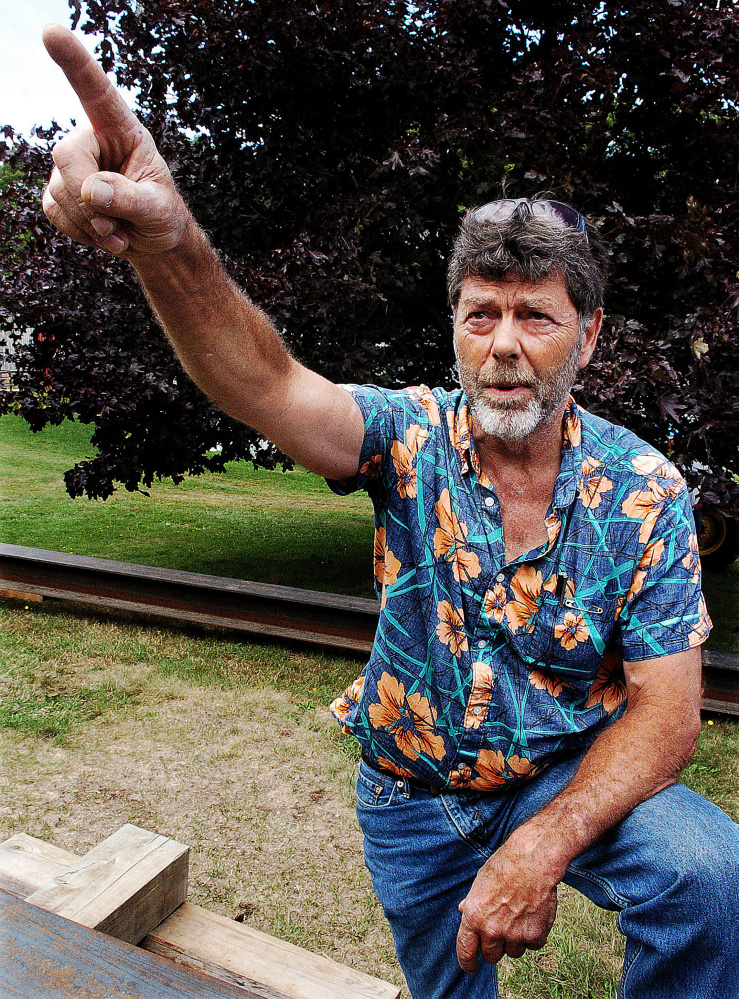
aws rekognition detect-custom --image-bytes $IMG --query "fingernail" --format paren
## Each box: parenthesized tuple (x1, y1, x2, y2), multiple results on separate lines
(90, 179, 114, 208)
(104, 233, 128, 255)
(90, 215, 114, 237)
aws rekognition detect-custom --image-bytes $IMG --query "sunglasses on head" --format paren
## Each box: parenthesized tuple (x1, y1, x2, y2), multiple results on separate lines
(472, 199, 588, 243)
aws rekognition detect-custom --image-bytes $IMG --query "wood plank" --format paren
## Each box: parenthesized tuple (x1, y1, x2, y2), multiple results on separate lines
(0, 834, 76, 898)
(25, 823, 189, 945)
(1, 834, 400, 999)
(0, 887, 266, 998)
(144, 901, 401, 999)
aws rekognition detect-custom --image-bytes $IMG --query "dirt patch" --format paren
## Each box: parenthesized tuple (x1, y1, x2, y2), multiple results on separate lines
(0, 675, 404, 993)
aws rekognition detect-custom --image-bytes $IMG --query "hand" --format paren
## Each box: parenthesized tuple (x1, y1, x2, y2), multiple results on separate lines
(41, 24, 190, 258)
(456, 828, 563, 971)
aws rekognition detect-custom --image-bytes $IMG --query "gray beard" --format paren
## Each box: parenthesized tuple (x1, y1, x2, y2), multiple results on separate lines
(456, 335, 584, 442)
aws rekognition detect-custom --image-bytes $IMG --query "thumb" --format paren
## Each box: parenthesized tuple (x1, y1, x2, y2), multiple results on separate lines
(81, 170, 164, 224)
(456, 912, 481, 973)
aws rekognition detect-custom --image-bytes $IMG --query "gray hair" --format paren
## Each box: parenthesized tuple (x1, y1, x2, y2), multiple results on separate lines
(447, 201, 609, 328)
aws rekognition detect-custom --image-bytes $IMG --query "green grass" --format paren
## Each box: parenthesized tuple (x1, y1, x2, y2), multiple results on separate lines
(0, 414, 375, 597)
(0, 595, 362, 743)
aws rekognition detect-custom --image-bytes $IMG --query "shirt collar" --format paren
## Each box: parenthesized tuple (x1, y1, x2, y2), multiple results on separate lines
(458, 394, 583, 511)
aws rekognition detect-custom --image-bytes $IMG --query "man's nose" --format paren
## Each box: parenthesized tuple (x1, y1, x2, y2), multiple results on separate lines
(490, 314, 521, 360)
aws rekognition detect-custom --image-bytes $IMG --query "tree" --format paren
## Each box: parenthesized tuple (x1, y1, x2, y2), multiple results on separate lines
(1, 0, 737, 514)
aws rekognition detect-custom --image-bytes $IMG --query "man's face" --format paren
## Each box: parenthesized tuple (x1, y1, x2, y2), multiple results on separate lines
(452, 273, 601, 442)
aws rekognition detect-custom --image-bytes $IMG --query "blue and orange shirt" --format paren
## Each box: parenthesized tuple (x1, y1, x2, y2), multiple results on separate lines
(328, 385, 710, 792)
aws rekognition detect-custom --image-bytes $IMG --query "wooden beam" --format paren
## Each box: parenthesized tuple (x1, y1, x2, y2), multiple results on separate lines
(0, 833, 76, 898)
(25, 823, 189, 945)
(1, 833, 401, 999)
(144, 902, 401, 999)
(1, 887, 264, 999)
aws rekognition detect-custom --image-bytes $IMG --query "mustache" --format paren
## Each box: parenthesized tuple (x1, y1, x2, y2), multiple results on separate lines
(478, 367, 536, 389)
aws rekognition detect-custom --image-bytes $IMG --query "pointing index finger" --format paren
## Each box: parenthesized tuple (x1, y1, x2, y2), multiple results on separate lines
(42, 23, 139, 136)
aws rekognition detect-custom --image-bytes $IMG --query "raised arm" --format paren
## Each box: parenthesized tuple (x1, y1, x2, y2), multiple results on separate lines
(40, 24, 365, 479)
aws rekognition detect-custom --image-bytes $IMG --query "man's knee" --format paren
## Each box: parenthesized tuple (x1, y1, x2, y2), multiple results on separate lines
(569, 783, 739, 918)
(615, 784, 739, 921)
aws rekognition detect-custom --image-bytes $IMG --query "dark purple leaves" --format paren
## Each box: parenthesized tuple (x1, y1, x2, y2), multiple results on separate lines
(1, 0, 737, 516)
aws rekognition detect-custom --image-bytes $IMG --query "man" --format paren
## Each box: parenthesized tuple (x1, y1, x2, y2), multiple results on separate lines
(41, 24, 739, 999)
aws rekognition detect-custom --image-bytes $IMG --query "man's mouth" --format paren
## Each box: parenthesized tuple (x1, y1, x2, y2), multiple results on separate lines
(482, 381, 533, 399)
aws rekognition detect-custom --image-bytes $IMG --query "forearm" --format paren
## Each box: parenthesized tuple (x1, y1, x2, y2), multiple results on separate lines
(129, 219, 365, 476)
(130, 218, 295, 429)
(508, 687, 701, 876)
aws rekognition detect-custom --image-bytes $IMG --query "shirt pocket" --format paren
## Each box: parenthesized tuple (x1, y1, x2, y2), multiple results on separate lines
(507, 592, 613, 683)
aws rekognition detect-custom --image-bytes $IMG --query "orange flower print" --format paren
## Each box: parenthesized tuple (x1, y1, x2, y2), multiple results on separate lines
(505, 565, 543, 634)
(449, 764, 474, 789)
(688, 593, 712, 648)
(330, 676, 365, 732)
(447, 406, 472, 460)
(374, 528, 401, 587)
(436, 601, 469, 657)
(528, 669, 568, 699)
(585, 650, 627, 715)
(368, 673, 446, 761)
(433, 489, 481, 584)
(625, 536, 666, 603)
(682, 532, 700, 585)
(483, 583, 507, 624)
(544, 513, 562, 552)
(563, 400, 582, 447)
(463, 662, 494, 729)
(360, 454, 383, 479)
(375, 756, 416, 780)
(621, 478, 669, 543)
(391, 424, 428, 499)
(506, 755, 539, 780)
(406, 385, 441, 425)
(469, 748, 507, 789)
(554, 611, 590, 650)
(631, 453, 683, 481)
(579, 457, 613, 509)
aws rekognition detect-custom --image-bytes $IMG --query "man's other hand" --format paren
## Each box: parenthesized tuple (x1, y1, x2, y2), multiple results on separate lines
(41, 24, 190, 258)
(456, 828, 562, 971)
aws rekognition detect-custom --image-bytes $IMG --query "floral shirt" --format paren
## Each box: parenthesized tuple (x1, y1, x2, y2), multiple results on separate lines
(328, 385, 710, 792)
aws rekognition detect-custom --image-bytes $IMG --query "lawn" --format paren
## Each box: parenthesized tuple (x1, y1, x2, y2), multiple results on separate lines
(1, 413, 738, 998)
(0, 414, 376, 598)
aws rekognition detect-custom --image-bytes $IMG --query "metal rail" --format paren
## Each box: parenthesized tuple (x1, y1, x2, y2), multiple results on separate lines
(1, 544, 738, 714)
(0, 544, 378, 656)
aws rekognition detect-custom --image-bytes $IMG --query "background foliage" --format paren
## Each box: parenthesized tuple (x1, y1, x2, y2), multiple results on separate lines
(1, 0, 737, 511)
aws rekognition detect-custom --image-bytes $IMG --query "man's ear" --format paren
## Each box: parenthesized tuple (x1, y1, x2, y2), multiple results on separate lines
(578, 309, 603, 369)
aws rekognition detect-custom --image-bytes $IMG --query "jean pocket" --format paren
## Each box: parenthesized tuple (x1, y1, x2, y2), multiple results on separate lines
(356, 759, 408, 808)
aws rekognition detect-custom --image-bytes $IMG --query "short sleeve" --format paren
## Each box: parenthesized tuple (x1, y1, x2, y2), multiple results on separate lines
(618, 479, 711, 662)
(326, 383, 443, 496)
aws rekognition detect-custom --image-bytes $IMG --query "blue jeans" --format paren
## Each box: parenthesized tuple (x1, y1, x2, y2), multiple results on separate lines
(356, 752, 739, 999)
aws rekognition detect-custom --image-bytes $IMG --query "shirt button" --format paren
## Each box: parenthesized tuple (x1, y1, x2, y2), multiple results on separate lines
(477, 640, 486, 649)
(484, 497, 495, 507)
(496, 573, 505, 583)
(396, 780, 404, 787)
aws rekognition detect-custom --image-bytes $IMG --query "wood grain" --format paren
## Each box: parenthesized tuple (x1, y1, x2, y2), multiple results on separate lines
(0, 887, 264, 998)
(25, 823, 189, 944)
(144, 902, 401, 999)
